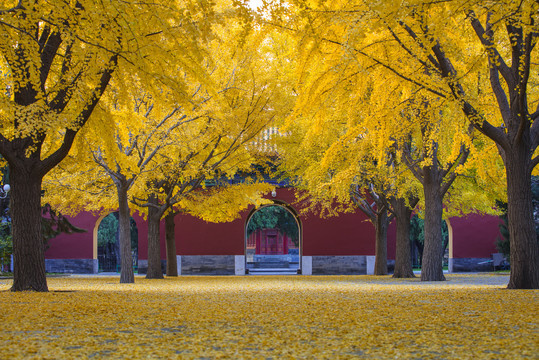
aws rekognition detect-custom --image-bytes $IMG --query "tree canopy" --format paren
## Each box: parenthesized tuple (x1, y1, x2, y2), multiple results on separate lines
(265, 0, 539, 288)
(2, 0, 538, 289)
(0, 0, 250, 290)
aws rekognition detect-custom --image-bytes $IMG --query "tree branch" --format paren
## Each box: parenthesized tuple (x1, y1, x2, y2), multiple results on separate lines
(396, 20, 441, 72)
(39, 53, 118, 176)
(440, 144, 470, 196)
(0, 0, 22, 15)
(514, 24, 536, 146)
(401, 139, 425, 185)
(468, 11, 511, 81)
(531, 154, 539, 172)
(530, 115, 539, 150)
(429, 36, 509, 149)
(39, 29, 63, 93)
(350, 185, 376, 221)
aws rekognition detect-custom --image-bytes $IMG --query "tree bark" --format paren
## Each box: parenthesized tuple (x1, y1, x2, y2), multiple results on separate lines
(10, 167, 48, 291)
(421, 172, 445, 282)
(165, 211, 178, 277)
(146, 196, 164, 279)
(505, 145, 539, 289)
(392, 197, 416, 278)
(116, 184, 134, 284)
(373, 208, 389, 275)
(351, 186, 391, 276)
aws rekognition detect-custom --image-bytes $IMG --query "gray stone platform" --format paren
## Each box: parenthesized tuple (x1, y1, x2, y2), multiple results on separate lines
(42, 256, 501, 275)
(312, 256, 367, 275)
(179, 255, 235, 275)
(45, 259, 98, 274)
(449, 257, 493, 272)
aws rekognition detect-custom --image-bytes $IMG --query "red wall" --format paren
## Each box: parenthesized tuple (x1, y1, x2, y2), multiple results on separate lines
(44, 211, 151, 260)
(172, 187, 394, 258)
(45, 188, 499, 262)
(449, 213, 501, 258)
(45, 212, 97, 259)
(176, 215, 245, 255)
(302, 211, 375, 256)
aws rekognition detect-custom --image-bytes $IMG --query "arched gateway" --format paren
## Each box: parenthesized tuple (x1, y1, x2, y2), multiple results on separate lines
(94, 212, 139, 273)
(245, 201, 302, 274)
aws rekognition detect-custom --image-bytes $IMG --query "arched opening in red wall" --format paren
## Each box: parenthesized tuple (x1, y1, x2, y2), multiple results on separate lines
(93, 212, 139, 273)
(245, 201, 302, 274)
(410, 217, 454, 269)
(446, 219, 454, 268)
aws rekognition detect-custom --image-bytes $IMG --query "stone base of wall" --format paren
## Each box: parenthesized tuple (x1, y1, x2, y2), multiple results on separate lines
(179, 255, 235, 275)
(137, 260, 166, 275)
(235, 255, 245, 275)
(449, 258, 493, 272)
(134, 256, 397, 276)
(45, 259, 98, 274)
(312, 256, 367, 275)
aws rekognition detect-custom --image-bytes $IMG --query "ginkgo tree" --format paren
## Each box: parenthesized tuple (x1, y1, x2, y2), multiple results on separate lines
(272, 12, 476, 280)
(273, 69, 416, 276)
(267, 0, 539, 288)
(385, 1, 539, 288)
(0, 0, 230, 291)
(45, 85, 207, 283)
(398, 101, 473, 281)
(45, 5, 284, 281)
(277, 91, 473, 279)
(130, 19, 287, 280)
(264, 20, 412, 276)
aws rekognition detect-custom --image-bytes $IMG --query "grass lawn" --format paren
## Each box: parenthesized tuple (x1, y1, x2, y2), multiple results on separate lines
(0, 274, 536, 359)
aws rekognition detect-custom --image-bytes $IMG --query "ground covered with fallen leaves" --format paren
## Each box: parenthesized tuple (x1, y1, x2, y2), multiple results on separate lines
(0, 274, 537, 359)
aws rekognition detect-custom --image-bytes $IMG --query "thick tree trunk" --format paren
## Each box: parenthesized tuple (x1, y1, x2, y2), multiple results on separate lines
(146, 196, 164, 279)
(116, 185, 134, 284)
(10, 168, 48, 292)
(392, 198, 415, 278)
(165, 211, 177, 277)
(373, 209, 389, 275)
(505, 146, 539, 289)
(421, 176, 445, 281)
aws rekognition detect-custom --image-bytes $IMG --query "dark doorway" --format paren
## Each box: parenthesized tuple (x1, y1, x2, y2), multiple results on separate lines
(410, 215, 450, 269)
(97, 212, 138, 272)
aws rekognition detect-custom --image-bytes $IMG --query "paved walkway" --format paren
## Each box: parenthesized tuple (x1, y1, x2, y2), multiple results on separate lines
(70, 272, 512, 286)
(1, 272, 512, 287)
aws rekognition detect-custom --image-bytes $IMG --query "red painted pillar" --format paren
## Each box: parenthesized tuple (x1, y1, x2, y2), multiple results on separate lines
(255, 230, 261, 255)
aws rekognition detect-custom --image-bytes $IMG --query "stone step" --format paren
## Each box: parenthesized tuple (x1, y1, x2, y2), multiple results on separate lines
(248, 268, 300, 275)
(254, 261, 290, 268)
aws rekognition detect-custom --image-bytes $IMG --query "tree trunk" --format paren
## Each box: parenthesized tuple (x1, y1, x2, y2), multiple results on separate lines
(421, 174, 445, 281)
(10, 167, 48, 291)
(116, 184, 134, 284)
(505, 146, 539, 289)
(392, 197, 415, 278)
(165, 211, 178, 277)
(146, 196, 164, 279)
(373, 209, 389, 275)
